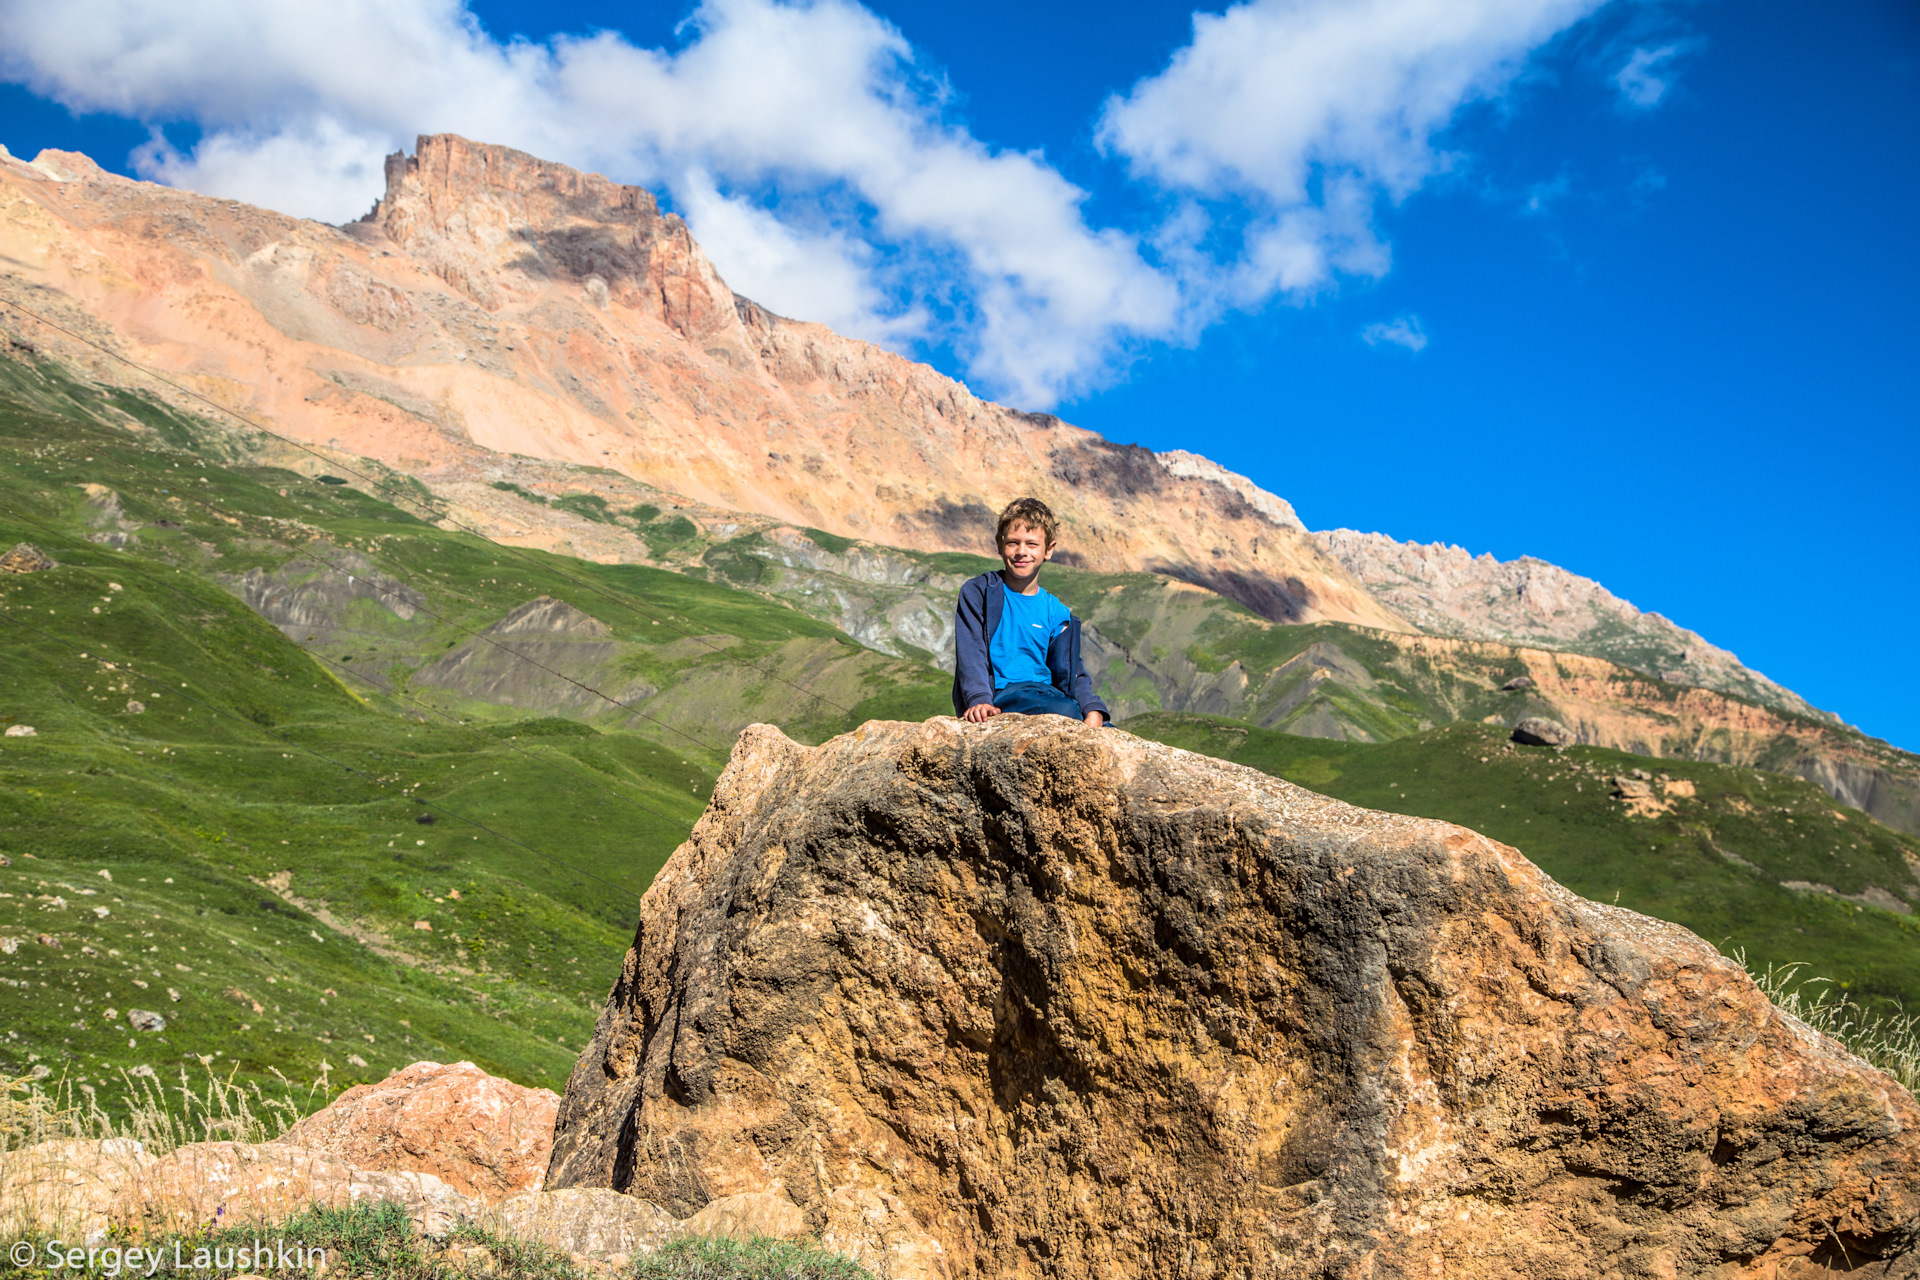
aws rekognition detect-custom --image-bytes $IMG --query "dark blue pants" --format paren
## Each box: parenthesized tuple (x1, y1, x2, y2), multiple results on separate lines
(994, 681, 1083, 719)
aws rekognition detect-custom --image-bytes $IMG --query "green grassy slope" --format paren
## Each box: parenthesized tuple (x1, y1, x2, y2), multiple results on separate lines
(0, 354, 947, 1111)
(6, 344, 1918, 1124)
(1127, 713, 1920, 1013)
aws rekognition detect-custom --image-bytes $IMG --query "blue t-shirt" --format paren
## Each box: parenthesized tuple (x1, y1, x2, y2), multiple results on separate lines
(990, 584, 1070, 690)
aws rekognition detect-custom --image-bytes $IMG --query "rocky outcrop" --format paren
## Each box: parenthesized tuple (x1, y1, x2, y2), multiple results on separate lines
(0, 135, 1402, 631)
(1511, 715, 1573, 747)
(0, 542, 53, 573)
(549, 717, 1920, 1279)
(275, 1060, 560, 1203)
(1314, 529, 1822, 721)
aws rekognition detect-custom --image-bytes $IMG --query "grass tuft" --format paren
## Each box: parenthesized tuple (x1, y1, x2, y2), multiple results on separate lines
(1744, 954, 1920, 1093)
(1, 1064, 318, 1155)
(633, 1234, 876, 1279)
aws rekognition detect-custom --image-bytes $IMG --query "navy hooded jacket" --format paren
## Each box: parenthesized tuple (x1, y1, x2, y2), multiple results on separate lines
(951, 571, 1112, 720)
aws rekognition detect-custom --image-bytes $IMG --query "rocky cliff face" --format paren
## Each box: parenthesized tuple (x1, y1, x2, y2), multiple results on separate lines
(0, 135, 1398, 630)
(548, 717, 1920, 1278)
(1315, 529, 1823, 722)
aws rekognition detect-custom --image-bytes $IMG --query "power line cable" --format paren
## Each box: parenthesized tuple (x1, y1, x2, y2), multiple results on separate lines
(0, 296, 856, 716)
(0, 609, 648, 900)
(0, 498, 698, 833)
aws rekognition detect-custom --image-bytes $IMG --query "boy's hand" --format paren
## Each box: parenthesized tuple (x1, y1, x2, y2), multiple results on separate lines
(1084, 711, 1105, 729)
(962, 703, 1001, 723)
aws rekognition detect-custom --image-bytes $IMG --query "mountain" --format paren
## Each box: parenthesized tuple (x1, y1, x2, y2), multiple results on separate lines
(2, 132, 1915, 834)
(1314, 528, 1826, 722)
(0, 134, 1396, 632)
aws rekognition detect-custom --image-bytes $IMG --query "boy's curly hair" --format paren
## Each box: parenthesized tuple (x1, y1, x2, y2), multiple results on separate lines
(995, 497, 1059, 548)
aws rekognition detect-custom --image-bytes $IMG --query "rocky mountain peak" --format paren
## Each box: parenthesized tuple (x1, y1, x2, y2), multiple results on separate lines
(1315, 528, 1827, 721)
(0, 135, 1406, 630)
(357, 133, 737, 341)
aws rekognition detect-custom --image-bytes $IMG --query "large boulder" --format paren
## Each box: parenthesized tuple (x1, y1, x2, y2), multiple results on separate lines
(275, 1060, 558, 1203)
(548, 717, 1920, 1280)
(1511, 714, 1574, 747)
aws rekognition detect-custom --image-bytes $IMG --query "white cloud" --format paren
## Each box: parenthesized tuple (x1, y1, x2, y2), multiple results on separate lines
(1362, 315, 1429, 352)
(672, 170, 928, 346)
(0, 0, 1616, 404)
(1100, 0, 1607, 300)
(1613, 44, 1681, 109)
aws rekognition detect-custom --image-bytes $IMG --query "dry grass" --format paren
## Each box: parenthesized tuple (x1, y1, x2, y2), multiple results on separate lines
(1744, 952, 1920, 1093)
(0, 1062, 327, 1155)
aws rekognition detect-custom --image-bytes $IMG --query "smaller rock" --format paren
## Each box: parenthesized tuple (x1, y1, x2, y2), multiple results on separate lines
(1510, 716, 1573, 747)
(166, 988, 180, 1002)
(276, 1060, 560, 1203)
(0, 543, 54, 573)
(1501, 675, 1534, 691)
(0, 937, 14, 953)
(682, 1191, 811, 1242)
(36, 933, 58, 949)
(125, 701, 145, 715)
(5, 725, 36, 738)
(126, 1009, 165, 1033)
(413, 920, 432, 931)
(486, 1187, 678, 1259)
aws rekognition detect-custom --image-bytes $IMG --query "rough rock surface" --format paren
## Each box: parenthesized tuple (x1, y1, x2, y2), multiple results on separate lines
(1511, 715, 1575, 747)
(483, 1187, 678, 1259)
(276, 1060, 559, 1202)
(0, 1138, 478, 1241)
(0, 1138, 148, 1242)
(549, 717, 1920, 1279)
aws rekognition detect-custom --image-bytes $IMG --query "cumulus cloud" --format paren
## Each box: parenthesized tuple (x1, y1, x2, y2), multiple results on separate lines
(1613, 43, 1682, 109)
(0, 0, 1615, 404)
(1099, 0, 1607, 301)
(1362, 315, 1429, 352)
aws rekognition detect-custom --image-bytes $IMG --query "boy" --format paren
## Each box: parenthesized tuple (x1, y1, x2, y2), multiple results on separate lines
(951, 497, 1111, 727)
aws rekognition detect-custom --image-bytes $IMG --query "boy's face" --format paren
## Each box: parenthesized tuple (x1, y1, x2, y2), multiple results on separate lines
(998, 521, 1053, 577)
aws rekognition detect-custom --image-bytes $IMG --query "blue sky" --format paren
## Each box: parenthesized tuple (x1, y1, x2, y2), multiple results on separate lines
(2, 0, 1916, 749)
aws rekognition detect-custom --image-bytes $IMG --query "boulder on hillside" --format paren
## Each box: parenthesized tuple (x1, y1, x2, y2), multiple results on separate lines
(275, 1060, 558, 1203)
(0, 542, 53, 574)
(548, 717, 1920, 1280)
(1502, 674, 1535, 691)
(1511, 714, 1574, 746)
